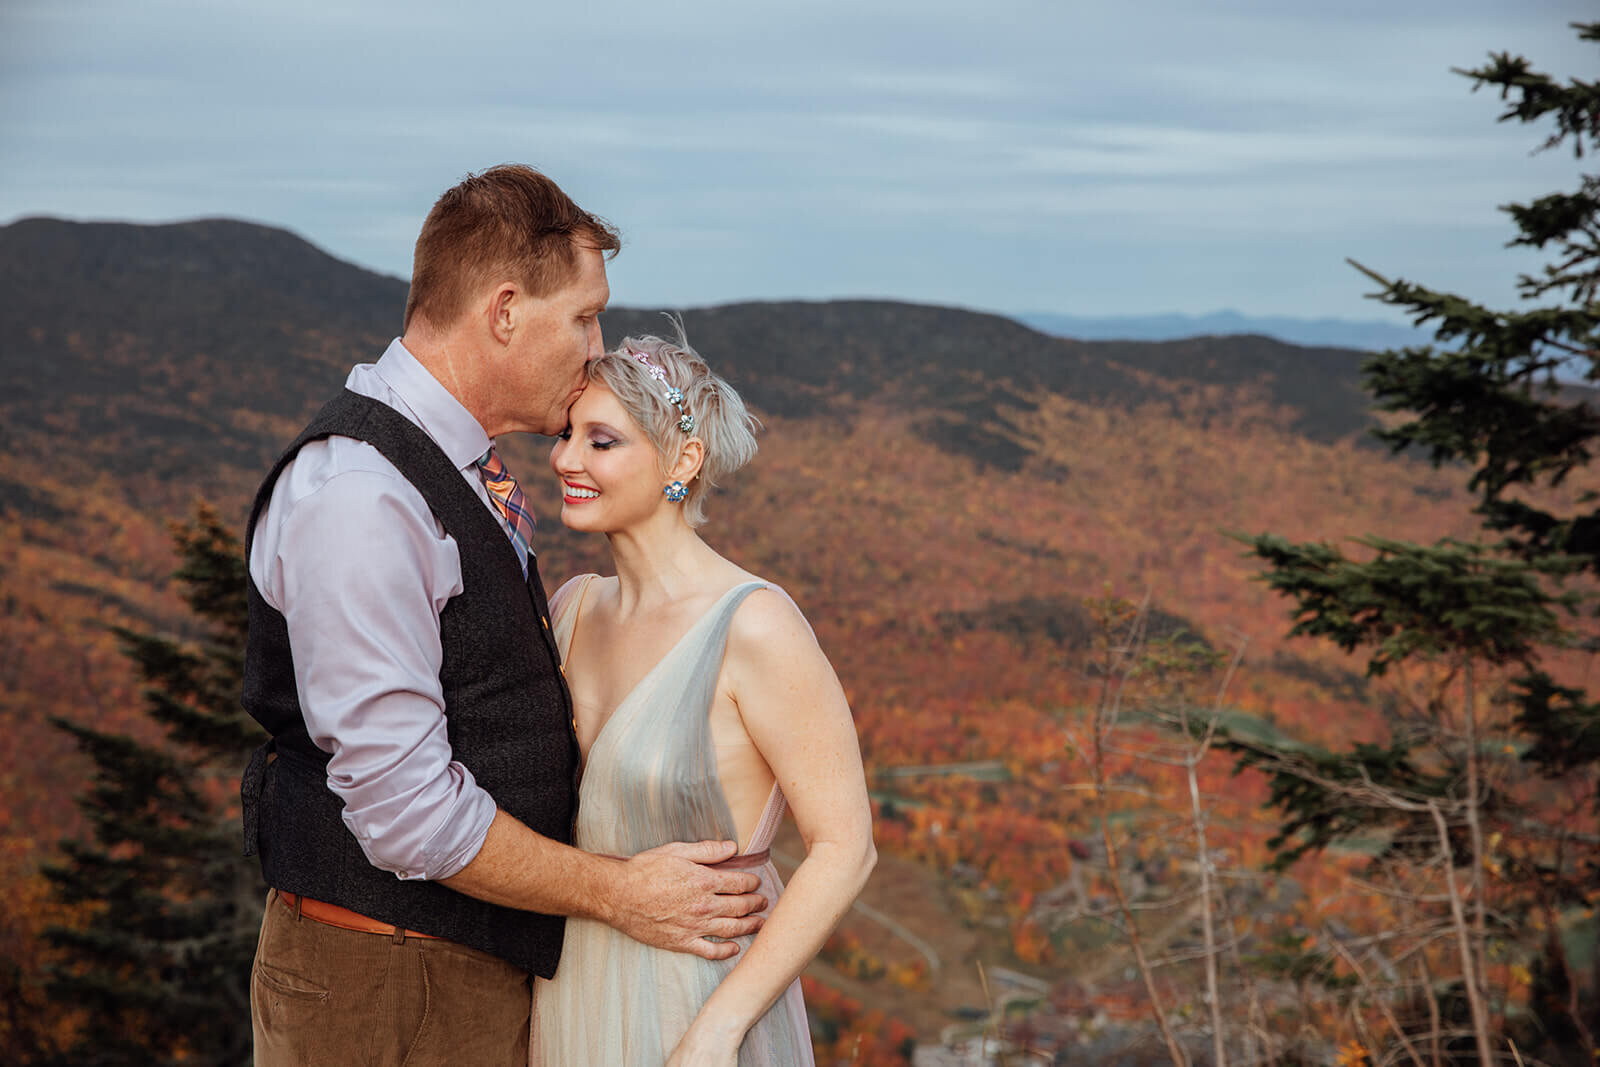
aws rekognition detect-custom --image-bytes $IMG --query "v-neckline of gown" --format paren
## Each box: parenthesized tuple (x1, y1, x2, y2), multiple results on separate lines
(566, 576, 765, 764)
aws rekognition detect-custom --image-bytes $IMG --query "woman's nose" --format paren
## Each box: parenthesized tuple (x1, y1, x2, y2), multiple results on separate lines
(550, 437, 574, 472)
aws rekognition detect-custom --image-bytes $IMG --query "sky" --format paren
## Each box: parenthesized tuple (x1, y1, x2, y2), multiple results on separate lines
(1, 0, 1594, 323)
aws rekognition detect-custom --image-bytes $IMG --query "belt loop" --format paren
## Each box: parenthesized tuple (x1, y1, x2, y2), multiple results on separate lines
(293, 893, 304, 921)
(392, 927, 407, 945)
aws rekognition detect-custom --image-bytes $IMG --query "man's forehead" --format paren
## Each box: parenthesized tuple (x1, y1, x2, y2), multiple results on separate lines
(572, 245, 610, 298)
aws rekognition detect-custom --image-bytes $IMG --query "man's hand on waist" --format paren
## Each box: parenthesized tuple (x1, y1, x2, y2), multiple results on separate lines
(599, 840, 768, 961)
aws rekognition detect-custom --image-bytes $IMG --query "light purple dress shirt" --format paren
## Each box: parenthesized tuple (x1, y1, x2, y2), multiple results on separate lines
(248, 339, 518, 882)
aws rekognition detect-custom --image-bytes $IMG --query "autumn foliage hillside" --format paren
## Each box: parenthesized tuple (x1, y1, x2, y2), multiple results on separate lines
(2, 216, 1566, 1046)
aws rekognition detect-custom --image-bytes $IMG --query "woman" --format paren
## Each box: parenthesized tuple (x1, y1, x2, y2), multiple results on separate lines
(534, 329, 877, 1066)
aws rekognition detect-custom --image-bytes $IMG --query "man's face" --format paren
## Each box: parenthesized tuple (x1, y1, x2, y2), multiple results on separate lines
(496, 243, 610, 437)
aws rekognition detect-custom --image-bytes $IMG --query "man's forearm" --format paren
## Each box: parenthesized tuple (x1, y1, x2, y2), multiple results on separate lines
(441, 810, 769, 960)
(440, 808, 619, 922)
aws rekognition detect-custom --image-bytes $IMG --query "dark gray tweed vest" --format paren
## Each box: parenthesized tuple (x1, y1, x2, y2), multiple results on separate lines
(240, 388, 578, 977)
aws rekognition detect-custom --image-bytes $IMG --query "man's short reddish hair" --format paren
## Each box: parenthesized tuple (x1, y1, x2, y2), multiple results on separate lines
(403, 164, 621, 331)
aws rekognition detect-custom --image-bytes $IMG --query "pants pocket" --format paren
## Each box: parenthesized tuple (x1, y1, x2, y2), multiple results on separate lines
(253, 961, 330, 1002)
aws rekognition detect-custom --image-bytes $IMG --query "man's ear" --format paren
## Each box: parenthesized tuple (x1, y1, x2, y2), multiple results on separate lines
(487, 282, 518, 344)
(667, 438, 705, 485)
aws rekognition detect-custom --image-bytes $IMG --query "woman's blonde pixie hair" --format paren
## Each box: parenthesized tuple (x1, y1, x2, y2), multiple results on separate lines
(586, 324, 759, 527)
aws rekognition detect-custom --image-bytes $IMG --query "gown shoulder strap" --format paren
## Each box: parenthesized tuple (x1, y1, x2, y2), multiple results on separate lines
(727, 581, 792, 855)
(552, 573, 599, 662)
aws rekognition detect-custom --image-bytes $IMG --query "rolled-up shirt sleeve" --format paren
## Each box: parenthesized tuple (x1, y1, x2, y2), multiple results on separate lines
(254, 459, 498, 881)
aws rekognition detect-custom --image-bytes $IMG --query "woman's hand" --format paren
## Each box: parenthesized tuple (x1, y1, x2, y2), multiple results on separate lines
(665, 1015, 744, 1067)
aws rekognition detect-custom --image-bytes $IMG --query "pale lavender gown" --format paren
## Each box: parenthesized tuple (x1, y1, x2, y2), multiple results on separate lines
(533, 575, 814, 1066)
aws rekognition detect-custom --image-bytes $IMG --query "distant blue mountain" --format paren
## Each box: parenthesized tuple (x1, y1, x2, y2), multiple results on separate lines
(1017, 310, 1428, 352)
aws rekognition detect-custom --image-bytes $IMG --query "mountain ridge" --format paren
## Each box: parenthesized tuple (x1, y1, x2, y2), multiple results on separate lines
(0, 217, 1382, 488)
(1018, 309, 1428, 352)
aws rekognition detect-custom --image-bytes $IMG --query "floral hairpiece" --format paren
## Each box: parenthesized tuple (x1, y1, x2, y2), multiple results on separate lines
(628, 347, 696, 434)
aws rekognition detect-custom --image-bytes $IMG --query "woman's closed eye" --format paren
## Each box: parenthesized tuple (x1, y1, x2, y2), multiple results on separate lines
(557, 426, 619, 450)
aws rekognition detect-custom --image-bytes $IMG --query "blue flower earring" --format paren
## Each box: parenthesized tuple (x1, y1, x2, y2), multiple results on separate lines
(664, 481, 688, 502)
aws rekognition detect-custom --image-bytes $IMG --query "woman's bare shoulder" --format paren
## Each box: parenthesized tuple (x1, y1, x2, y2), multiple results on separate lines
(727, 578, 819, 655)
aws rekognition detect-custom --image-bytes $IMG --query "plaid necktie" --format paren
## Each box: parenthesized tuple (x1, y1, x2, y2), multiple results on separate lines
(474, 446, 535, 578)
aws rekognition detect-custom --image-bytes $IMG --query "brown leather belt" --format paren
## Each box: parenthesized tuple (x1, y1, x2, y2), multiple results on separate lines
(277, 890, 439, 940)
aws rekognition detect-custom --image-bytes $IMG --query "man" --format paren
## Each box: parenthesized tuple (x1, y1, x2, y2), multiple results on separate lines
(241, 165, 765, 1064)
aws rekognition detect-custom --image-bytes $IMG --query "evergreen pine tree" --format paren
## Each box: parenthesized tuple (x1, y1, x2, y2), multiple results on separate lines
(41, 504, 263, 1066)
(1222, 22, 1600, 1063)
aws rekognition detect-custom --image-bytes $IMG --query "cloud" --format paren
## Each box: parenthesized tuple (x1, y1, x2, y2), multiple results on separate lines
(1, 0, 1595, 318)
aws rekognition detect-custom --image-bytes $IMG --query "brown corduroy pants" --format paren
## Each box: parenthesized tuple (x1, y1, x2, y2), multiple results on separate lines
(251, 889, 533, 1066)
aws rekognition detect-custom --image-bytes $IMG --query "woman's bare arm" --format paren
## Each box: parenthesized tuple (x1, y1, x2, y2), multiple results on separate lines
(667, 588, 877, 1063)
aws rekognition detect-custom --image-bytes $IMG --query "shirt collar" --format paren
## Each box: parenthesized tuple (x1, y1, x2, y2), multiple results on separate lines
(372, 339, 493, 471)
